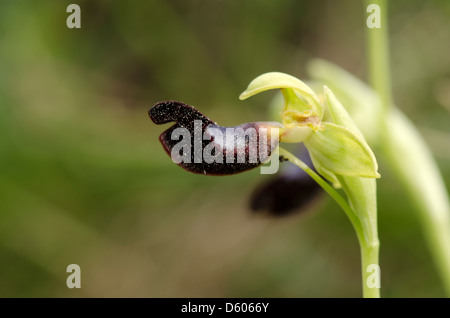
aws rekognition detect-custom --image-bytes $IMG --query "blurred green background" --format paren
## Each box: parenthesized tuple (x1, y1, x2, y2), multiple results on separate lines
(0, 0, 449, 297)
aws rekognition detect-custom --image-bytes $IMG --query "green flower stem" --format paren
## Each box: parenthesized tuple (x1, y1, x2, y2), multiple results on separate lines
(279, 147, 380, 298)
(279, 148, 362, 238)
(365, 0, 392, 116)
(337, 175, 380, 298)
(360, 240, 380, 298)
(366, 0, 450, 295)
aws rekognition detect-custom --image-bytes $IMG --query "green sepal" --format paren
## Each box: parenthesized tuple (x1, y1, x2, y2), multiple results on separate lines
(305, 122, 380, 179)
(239, 72, 322, 118)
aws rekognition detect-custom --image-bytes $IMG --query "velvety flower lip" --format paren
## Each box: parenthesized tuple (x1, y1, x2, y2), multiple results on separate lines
(149, 100, 281, 176)
(149, 100, 212, 126)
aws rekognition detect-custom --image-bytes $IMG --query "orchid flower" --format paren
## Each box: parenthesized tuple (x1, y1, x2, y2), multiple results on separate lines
(239, 72, 380, 186)
(149, 72, 381, 298)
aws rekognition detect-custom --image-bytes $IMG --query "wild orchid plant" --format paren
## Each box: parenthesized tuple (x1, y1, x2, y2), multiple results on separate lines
(149, 1, 450, 297)
(150, 73, 381, 298)
(307, 58, 450, 297)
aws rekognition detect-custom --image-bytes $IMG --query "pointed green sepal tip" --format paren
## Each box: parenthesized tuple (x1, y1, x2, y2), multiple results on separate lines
(323, 85, 363, 138)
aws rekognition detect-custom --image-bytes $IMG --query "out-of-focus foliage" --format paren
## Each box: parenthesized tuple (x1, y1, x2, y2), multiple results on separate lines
(0, 0, 449, 297)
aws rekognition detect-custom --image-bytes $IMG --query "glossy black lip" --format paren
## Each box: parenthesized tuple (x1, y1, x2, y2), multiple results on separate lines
(149, 100, 280, 176)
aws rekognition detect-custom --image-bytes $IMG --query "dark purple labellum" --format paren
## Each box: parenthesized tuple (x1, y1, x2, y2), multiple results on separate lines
(149, 101, 281, 176)
(250, 146, 322, 216)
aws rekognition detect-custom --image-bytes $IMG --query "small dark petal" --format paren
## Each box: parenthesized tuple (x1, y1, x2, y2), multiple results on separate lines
(149, 101, 280, 176)
(250, 176, 322, 216)
(250, 147, 323, 216)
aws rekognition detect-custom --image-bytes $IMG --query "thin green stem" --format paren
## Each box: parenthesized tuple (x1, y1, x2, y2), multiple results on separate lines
(360, 240, 380, 298)
(279, 148, 380, 297)
(365, 0, 450, 295)
(279, 148, 363, 241)
(365, 0, 392, 115)
(337, 175, 380, 298)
